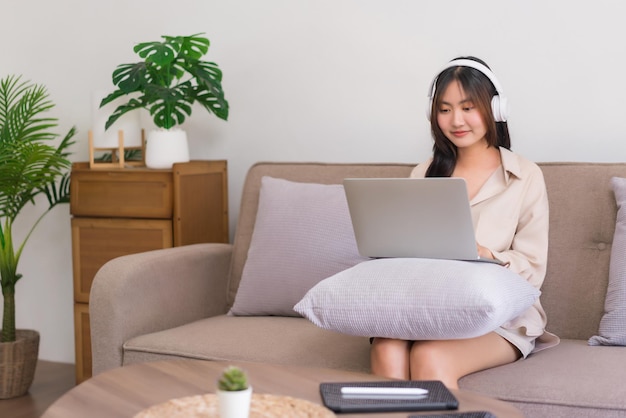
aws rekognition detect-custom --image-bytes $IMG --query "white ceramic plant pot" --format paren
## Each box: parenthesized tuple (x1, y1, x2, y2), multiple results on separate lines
(217, 387, 253, 418)
(145, 129, 190, 169)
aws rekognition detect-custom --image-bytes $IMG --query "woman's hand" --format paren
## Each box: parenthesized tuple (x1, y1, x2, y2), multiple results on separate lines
(477, 243, 495, 259)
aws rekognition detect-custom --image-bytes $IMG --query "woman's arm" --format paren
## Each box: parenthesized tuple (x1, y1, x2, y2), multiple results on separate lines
(490, 167, 549, 288)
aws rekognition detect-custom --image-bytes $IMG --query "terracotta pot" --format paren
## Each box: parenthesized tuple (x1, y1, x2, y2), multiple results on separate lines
(0, 329, 40, 399)
(217, 386, 253, 418)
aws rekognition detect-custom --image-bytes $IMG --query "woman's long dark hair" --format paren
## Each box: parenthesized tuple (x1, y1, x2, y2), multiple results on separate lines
(425, 57, 511, 177)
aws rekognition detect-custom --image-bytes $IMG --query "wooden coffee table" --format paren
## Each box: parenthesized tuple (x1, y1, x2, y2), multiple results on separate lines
(42, 360, 523, 417)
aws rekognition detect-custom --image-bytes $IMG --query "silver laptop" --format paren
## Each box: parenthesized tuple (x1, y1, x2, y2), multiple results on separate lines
(343, 177, 501, 263)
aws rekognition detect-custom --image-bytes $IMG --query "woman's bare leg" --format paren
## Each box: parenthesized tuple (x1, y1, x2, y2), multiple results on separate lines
(409, 332, 520, 389)
(370, 338, 412, 379)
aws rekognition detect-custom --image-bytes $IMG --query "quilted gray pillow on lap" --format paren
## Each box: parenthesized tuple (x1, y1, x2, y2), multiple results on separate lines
(295, 257, 540, 340)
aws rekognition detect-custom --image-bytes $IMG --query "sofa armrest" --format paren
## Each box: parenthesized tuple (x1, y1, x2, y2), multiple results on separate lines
(89, 243, 233, 375)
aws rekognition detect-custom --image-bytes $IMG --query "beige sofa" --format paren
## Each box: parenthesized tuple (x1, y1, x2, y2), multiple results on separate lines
(91, 161, 626, 417)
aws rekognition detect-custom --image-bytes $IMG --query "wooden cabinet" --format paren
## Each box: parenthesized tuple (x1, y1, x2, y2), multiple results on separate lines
(70, 160, 228, 383)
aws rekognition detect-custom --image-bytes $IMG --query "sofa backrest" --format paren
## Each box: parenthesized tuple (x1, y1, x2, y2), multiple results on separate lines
(228, 161, 626, 340)
(539, 162, 626, 339)
(227, 162, 414, 306)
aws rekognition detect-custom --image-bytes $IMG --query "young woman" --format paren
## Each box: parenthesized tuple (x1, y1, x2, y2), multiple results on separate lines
(370, 57, 559, 388)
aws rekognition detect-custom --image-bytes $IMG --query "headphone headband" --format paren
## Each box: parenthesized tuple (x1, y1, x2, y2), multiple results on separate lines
(426, 59, 509, 122)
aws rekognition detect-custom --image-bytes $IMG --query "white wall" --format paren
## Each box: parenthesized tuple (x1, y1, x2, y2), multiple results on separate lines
(3, 0, 626, 363)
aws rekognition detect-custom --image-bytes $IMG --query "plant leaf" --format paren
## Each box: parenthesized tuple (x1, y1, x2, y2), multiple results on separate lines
(194, 87, 229, 121)
(147, 86, 193, 129)
(177, 34, 210, 60)
(134, 40, 180, 67)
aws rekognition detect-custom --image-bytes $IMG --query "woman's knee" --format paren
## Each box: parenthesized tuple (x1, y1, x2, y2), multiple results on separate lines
(370, 338, 411, 379)
(409, 341, 453, 379)
(371, 338, 409, 359)
(410, 341, 445, 365)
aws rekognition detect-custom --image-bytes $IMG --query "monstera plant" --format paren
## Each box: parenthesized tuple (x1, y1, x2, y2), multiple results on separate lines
(100, 32, 229, 168)
(0, 74, 75, 398)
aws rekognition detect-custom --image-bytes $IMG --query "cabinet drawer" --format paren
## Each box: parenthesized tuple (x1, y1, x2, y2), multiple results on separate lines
(70, 168, 173, 218)
(71, 217, 173, 302)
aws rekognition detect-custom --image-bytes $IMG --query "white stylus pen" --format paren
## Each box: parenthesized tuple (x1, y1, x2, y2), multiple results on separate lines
(340, 387, 429, 396)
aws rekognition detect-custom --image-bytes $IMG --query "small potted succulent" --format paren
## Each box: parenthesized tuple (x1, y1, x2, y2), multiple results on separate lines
(100, 33, 229, 169)
(216, 365, 252, 418)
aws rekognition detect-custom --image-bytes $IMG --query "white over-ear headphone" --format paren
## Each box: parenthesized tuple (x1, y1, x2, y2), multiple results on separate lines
(426, 59, 509, 122)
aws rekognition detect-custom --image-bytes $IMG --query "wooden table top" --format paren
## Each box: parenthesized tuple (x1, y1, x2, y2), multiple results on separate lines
(42, 360, 523, 418)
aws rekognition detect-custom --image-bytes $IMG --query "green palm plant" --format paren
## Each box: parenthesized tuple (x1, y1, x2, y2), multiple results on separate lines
(0, 75, 75, 343)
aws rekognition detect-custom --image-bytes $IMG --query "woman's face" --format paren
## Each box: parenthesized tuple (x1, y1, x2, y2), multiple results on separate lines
(436, 79, 488, 151)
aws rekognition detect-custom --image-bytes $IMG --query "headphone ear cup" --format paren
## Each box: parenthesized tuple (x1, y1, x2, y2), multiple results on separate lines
(491, 95, 509, 122)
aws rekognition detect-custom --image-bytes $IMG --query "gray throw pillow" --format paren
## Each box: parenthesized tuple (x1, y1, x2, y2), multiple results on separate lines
(589, 177, 626, 346)
(294, 257, 540, 340)
(230, 176, 368, 316)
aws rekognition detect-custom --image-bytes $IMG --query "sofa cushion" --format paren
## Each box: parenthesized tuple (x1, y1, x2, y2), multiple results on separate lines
(230, 176, 367, 316)
(294, 257, 540, 340)
(122, 315, 371, 373)
(459, 339, 626, 416)
(589, 177, 626, 346)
